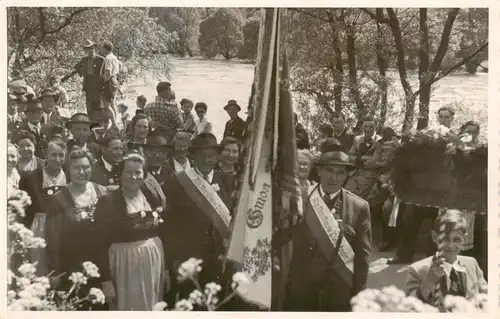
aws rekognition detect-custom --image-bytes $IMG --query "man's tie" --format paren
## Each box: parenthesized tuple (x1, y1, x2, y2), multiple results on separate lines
(447, 269, 464, 296)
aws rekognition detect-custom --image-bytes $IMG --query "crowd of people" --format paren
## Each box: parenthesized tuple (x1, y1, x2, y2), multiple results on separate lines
(6, 39, 487, 312)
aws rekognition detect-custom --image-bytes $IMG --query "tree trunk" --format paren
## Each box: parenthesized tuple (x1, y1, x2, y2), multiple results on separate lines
(387, 8, 415, 133)
(375, 8, 389, 130)
(416, 8, 460, 129)
(346, 23, 366, 118)
(417, 8, 431, 130)
(185, 44, 194, 57)
(328, 10, 343, 113)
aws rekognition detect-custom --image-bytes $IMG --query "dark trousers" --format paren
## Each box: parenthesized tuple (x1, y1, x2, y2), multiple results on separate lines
(395, 205, 439, 261)
(381, 199, 405, 247)
(85, 90, 101, 119)
(473, 214, 488, 279)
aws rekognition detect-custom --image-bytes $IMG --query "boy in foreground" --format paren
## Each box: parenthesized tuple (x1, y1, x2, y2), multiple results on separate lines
(405, 209, 487, 308)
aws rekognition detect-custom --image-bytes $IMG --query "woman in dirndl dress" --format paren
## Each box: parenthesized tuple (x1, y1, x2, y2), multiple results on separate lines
(94, 150, 167, 310)
(45, 146, 108, 309)
(19, 139, 68, 276)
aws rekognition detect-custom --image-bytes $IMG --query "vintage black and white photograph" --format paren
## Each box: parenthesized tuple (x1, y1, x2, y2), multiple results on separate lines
(5, 6, 491, 313)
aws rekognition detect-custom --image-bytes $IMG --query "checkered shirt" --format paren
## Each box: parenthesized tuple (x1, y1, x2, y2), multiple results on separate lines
(144, 96, 183, 142)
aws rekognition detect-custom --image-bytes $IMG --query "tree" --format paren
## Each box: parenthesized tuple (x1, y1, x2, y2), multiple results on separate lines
(7, 7, 175, 112)
(150, 7, 201, 57)
(239, 16, 260, 59)
(198, 8, 244, 59)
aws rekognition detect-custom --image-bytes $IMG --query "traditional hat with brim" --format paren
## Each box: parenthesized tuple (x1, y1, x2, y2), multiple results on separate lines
(189, 133, 219, 151)
(25, 97, 43, 113)
(83, 40, 96, 48)
(315, 151, 355, 170)
(223, 100, 241, 112)
(138, 132, 172, 150)
(67, 113, 97, 127)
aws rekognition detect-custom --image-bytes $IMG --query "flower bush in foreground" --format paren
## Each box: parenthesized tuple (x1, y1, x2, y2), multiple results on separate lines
(7, 189, 105, 311)
(350, 285, 488, 313)
(153, 258, 249, 311)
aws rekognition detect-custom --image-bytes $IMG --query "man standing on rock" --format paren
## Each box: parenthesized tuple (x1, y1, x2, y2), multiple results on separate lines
(144, 81, 183, 143)
(62, 40, 104, 119)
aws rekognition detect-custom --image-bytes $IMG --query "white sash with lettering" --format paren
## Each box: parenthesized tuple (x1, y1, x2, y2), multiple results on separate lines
(176, 168, 232, 238)
(306, 186, 355, 287)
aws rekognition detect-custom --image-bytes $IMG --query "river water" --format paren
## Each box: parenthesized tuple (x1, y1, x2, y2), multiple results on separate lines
(122, 57, 488, 141)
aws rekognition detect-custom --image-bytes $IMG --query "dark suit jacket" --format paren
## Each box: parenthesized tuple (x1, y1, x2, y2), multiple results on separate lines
(90, 159, 121, 188)
(19, 167, 68, 228)
(75, 55, 105, 95)
(159, 157, 194, 185)
(223, 116, 246, 141)
(161, 168, 232, 280)
(286, 188, 371, 311)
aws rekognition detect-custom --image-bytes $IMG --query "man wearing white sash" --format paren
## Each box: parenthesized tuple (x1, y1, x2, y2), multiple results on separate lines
(286, 143, 371, 311)
(161, 133, 233, 307)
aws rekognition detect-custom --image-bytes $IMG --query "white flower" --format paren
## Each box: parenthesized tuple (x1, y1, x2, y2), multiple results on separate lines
(212, 184, 220, 192)
(88, 287, 106, 304)
(175, 299, 194, 311)
(178, 258, 203, 281)
(17, 277, 31, 287)
(8, 269, 15, 285)
(82, 261, 100, 278)
(153, 301, 168, 311)
(18, 289, 32, 299)
(68, 272, 88, 285)
(34, 276, 50, 289)
(231, 272, 249, 296)
(7, 290, 16, 301)
(8, 299, 27, 311)
(18, 263, 37, 277)
(24, 283, 47, 298)
(204, 282, 222, 296)
(188, 289, 204, 306)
